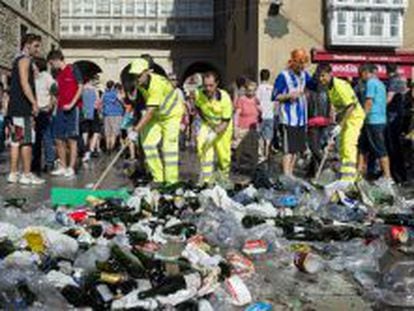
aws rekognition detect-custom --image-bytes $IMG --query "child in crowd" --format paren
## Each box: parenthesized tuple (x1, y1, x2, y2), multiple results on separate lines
(233, 81, 261, 174)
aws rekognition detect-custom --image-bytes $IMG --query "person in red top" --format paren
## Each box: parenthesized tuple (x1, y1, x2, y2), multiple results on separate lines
(47, 50, 83, 178)
(233, 81, 261, 174)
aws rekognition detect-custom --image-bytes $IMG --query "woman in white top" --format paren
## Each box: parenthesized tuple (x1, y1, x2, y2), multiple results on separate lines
(32, 57, 57, 173)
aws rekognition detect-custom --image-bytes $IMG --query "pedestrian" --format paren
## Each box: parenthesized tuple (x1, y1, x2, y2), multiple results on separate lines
(357, 64, 393, 185)
(102, 81, 124, 152)
(272, 48, 313, 177)
(194, 71, 233, 184)
(232, 76, 247, 107)
(0, 82, 6, 153)
(385, 66, 409, 183)
(317, 64, 365, 192)
(120, 100, 137, 161)
(81, 79, 101, 162)
(306, 81, 332, 178)
(127, 58, 185, 185)
(233, 81, 261, 174)
(47, 49, 84, 178)
(7, 33, 45, 185)
(168, 73, 187, 151)
(256, 69, 275, 162)
(31, 57, 57, 173)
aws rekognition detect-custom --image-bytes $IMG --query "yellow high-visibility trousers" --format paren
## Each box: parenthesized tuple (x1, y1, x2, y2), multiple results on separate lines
(197, 121, 233, 183)
(141, 115, 182, 184)
(339, 110, 365, 182)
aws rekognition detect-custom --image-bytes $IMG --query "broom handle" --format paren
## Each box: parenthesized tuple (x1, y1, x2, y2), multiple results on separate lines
(315, 147, 329, 181)
(93, 144, 128, 190)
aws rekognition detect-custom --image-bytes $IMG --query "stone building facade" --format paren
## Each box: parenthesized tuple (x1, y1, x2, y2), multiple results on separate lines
(60, 0, 227, 85)
(0, 0, 60, 86)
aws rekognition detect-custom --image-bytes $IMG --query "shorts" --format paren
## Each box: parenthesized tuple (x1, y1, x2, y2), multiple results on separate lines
(281, 125, 306, 154)
(358, 124, 387, 158)
(10, 117, 34, 146)
(54, 108, 80, 140)
(104, 116, 123, 136)
(81, 112, 101, 134)
(260, 119, 274, 141)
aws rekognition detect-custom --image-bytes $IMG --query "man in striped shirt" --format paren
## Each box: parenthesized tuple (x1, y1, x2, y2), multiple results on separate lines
(272, 49, 313, 177)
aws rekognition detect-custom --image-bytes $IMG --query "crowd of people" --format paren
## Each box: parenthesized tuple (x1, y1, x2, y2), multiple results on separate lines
(1, 33, 414, 192)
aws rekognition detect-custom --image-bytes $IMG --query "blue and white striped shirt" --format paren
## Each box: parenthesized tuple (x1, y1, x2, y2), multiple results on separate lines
(272, 70, 312, 127)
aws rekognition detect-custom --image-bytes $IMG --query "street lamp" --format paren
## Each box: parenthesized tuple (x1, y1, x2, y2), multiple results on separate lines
(268, 0, 283, 16)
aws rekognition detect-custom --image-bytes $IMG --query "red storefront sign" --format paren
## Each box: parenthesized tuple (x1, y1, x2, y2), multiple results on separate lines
(330, 63, 412, 79)
(312, 49, 414, 79)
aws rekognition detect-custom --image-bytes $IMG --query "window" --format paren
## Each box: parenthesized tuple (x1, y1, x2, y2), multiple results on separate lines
(84, 0, 93, 14)
(125, 1, 135, 15)
(136, 1, 146, 16)
(125, 25, 134, 33)
(336, 11, 347, 36)
(96, 25, 103, 34)
(84, 25, 93, 34)
(352, 11, 366, 36)
(390, 12, 400, 37)
(96, 0, 110, 15)
(61, 25, 69, 33)
(327, 0, 406, 47)
(147, 1, 157, 16)
(232, 23, 237, 51)
(245, 0, 250, 31)
(160, 1, 174, 17)
(61, 0, 69, 15)
(148, 23, 158, 34)
(112, 0, 122, 15)
(136, 23, 146, 34)
(20, 0, 30, 11)
(73, 0, 82, 15)
(370, 12, 384, 36)
(72, 25, 81, 33)
(113, 25, 122, 34)
(104, 25, 111, 34)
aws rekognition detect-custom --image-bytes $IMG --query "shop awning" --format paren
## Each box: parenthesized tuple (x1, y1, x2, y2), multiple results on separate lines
(311, 49, 414, 79)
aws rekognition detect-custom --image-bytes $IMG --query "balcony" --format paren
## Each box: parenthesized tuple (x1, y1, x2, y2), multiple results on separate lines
(328, 0, 408, 11)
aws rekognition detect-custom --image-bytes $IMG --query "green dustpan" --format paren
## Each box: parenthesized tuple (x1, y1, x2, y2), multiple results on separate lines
(51, 187, 130, 208)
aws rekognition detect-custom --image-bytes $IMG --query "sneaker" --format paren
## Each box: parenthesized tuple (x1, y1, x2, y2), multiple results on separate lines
(51, 167, 67, 176)
(64, 168, 76, 178)
(19, 173, 45, 185)
(375, 176, 395, 187)
(82, 151, 91, 162)
(375, 176, 397, 197)
(7, 172, 20, 184)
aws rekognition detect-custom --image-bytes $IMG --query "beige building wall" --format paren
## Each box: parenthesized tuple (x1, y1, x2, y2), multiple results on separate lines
(225, 0, 259, 84)
(226, 0, 414, 83)
(0, 0, 60, 85)
(258, 0, 324, 80)
(401, 2, 414, 51)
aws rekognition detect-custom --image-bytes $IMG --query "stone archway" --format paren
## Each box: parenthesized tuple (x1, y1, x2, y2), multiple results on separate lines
(181, 61, 222, 85)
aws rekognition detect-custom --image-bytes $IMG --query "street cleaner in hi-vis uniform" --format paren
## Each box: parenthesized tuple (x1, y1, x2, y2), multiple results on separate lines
(127, 58, 184, 185)
(317, 63, 366, 195)
(193, 71, 233, 184)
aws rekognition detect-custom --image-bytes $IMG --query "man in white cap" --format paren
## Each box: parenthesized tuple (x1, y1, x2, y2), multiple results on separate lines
(127, 58, 184, 185)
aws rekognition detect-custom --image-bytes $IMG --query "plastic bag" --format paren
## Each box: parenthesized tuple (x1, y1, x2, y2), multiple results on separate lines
(21, 226, 78, 260)
(74, 243, 111, 273)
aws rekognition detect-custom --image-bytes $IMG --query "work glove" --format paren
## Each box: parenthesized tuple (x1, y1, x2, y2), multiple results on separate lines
(127, 129, 139, 143)
(330, 125, 342, 139)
